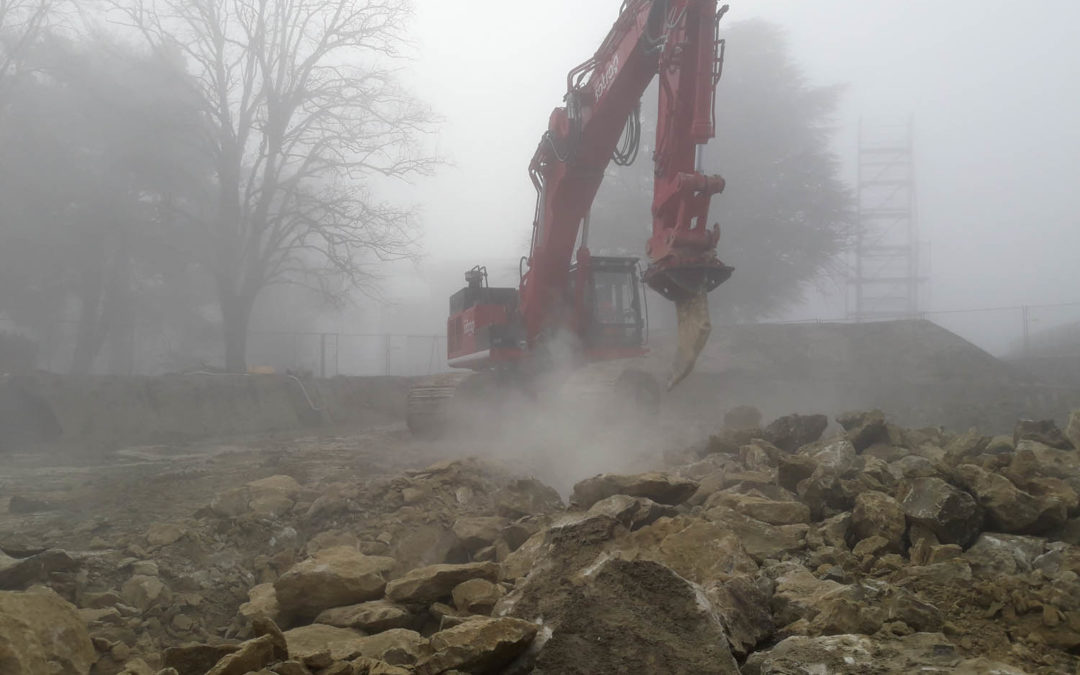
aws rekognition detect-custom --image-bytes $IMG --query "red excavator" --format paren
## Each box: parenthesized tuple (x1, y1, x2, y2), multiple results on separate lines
(408, 0, 733, 436)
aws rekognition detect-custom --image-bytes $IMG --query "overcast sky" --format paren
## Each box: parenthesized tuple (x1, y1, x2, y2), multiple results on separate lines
(392, 0, 1080, 350)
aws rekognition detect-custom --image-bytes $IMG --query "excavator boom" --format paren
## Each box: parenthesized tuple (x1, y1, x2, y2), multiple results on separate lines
(407, 1, 734, 437)
(523, 0, 733, 385)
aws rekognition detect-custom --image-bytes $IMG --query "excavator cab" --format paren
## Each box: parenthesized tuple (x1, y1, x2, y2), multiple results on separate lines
(577, 256, 646, 352)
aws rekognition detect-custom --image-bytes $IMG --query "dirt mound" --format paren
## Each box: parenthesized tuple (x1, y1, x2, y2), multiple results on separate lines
(653, 320, 1080, 433)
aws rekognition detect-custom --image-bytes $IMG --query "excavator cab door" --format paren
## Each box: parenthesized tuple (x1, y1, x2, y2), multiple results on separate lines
(581, 256, 645, 352)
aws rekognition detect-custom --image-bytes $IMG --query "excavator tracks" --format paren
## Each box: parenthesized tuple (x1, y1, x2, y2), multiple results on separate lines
(406, 365, 660, 440)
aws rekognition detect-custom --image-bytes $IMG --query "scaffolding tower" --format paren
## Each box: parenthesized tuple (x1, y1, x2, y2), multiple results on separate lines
(849, 118, 926, 321)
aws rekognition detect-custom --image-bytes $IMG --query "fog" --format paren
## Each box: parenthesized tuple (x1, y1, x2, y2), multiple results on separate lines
(398, 0, 1080, 354)
(2, 0, 1079, 374)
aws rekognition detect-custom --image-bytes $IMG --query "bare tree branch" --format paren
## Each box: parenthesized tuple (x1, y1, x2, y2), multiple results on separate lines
(0, 0, 60, 101)
(105, 0, 438, 369)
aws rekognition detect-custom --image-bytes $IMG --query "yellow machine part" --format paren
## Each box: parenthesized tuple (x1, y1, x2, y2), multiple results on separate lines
(668, 290, 712, 390)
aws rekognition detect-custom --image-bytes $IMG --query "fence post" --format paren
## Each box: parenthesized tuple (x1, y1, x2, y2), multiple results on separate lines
(1022, 305, 1031, 358)
(319, 333, 327, 379)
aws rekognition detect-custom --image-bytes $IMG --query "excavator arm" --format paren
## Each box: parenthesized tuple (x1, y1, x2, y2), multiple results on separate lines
(521, 0, 733, 388)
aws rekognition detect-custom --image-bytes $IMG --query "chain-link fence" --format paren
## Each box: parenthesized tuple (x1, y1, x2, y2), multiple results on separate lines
(246, 332, 449, 377)
(22, 299, 1080, 378)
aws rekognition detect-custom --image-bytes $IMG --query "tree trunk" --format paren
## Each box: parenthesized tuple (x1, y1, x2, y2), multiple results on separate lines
(221, 291, 254, 373)
(70, 266, 105, 375)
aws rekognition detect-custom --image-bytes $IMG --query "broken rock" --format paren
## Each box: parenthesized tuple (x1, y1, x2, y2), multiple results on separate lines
(836, 410, 889, 451)
(239, 583, 282, 624)
(385, 562, 499, 606)
(451, 578, 504, 615)
(315, 600, 413, 633)
(898, 476, 983, 546)
(283, 624, 368, 662)
(849, 490, 906, 552)
(765, 413, 829, 453)
(205, 635, 276, 675)
(0, 587, 95, 675)
(586, 494, 676, 530)
(1015, 419, 1073, 450)
(743, 632, 964, 674)
(163, 644, 241, 675)
(1067, 410, 1080, 452)
(963, 533, 1046, 576)
(507, 557, 739, 674)
(274, 547, 395, 622)
(415, 616, 537, 675)
(952, 463, 1067, 534)
(451, 516, 507, 553)
(0, 548, 78, 590)
(121, 574, 171, 613)
(704, 575, 775, 658)
(354, 629, 427, 666)
(569, 471, 698, 509)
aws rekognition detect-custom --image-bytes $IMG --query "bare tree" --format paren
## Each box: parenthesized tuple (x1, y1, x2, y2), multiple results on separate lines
(0, 0, 59, 101)
(110, 0, 437, 371)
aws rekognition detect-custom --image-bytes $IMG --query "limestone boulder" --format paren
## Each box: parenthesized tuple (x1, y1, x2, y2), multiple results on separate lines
(836, 410, 889, 451)
(239, 583, 282, 624)
(145, 521, 189, 548)
(503, 556, 739, 674)
(943, 430, 991, 466)
(777, 454, 818, 493)
(898, 476, 983, 546)
(769, 563, 845, 628)
(451, 517, 508, 553)
(415, 617, 536, 675)
(274, 547, 395, 623)
(385, 562, 499, 606)
(121, 574, 171, 613)
(163, 644, 240, 675)
(711, 492, 811, 526)
(703, 575, 775, 658)
(744, 633, 977, 674)
(963, 533, 1046, 576)
(354, 629, 427, 666)
(315, 600, 413, 632)
(586, 494, 677, 530)
(205, 635, 276, 675)
(765, 413, 829, 453)
(0, 549, 78, 590)
(1015, 419, 1073, 450)
(952, 463, 1067, 534)
(849, 491, 906, 551)
(282, 624, 368, 662)
(451, 578, 504, 615)
(0, 587, 95, 675)
(1066, 410, 1080, 452)
(493, 478, 564, 519)
(570, 471, 698, 508)
(611, 516, 758, 585)
(704, 506, 807, 562)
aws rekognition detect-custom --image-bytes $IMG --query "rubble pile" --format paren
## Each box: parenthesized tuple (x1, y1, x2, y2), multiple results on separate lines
(3, 408, 1080, 673)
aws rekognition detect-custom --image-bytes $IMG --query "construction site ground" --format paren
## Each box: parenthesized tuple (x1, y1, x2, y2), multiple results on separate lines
(5, 320, 1080, 674)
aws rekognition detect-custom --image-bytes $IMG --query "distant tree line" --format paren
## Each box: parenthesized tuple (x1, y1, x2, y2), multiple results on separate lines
(0, 0, 435, 373)
(591, 20, 853, 323)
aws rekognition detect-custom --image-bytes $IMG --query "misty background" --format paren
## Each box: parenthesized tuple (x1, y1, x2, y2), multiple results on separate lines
(1, 0, 1078, 377)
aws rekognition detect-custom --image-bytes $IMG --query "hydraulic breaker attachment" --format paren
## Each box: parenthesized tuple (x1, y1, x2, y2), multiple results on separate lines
(669, 290, 712, 390)
(645, 258, 732, 390)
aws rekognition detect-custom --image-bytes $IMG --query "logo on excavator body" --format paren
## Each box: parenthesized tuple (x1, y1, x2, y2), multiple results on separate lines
(594, 53, 621, 99)
(464, 319, 475, 336)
